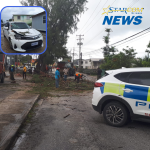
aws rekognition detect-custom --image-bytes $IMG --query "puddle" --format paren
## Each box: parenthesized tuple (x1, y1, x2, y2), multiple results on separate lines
(12, 124, 31, 150)
(12, 133, 26, 150)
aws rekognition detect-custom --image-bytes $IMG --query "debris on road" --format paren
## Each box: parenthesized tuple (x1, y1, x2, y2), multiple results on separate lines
(64, 114, 70, 118)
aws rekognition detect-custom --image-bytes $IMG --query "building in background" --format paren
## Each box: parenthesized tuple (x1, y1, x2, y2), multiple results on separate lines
(12, 14, 34, 25)
(32, 11, 46, 31)
(74, 58, 104, 69)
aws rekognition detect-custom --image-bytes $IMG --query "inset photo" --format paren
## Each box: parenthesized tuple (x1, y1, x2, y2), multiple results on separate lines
(1, 6, 47, 54)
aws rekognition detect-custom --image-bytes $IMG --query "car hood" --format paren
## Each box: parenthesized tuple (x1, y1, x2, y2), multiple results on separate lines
(12, 29, 40, 36)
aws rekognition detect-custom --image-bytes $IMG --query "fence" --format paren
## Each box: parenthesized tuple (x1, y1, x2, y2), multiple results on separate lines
(78, 69, 105, 76)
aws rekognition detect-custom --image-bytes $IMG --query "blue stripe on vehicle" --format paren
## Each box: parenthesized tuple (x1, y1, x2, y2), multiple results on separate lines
(100, 82, 105, 94)
(123, 84, 148, 101)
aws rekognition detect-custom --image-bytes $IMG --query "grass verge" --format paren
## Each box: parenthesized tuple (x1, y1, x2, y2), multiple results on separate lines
(27, 74, 94, 98)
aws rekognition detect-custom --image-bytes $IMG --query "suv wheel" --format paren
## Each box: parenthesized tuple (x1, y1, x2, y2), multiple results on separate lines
(103, 102, 129, 127)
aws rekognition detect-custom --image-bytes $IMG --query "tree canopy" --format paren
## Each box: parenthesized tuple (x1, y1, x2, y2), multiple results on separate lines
(20, 0, 87, 70)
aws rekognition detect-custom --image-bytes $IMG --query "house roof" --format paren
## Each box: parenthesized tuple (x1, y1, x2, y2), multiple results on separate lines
(13, 14, 34, 16)
(90, 58, 104, 62)
(32, 11, 46, 18)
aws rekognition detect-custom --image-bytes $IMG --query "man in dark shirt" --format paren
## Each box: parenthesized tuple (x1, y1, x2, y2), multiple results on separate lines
(97, 67, 102, 80)
(9, 65, 15, 81)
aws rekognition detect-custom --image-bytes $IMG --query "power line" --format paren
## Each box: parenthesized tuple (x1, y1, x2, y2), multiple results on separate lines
(110, 27, 150, 46)
(78, 0, 102, 33)
(83, 0, 139, 45)
(83, 0, 117, 34)
(114, 30, 150, 47)
(80, 0, 109, 33)
(82, 27, 150, 56)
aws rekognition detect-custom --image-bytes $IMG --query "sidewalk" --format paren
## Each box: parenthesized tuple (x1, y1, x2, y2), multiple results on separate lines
(0, 89, 39, 150)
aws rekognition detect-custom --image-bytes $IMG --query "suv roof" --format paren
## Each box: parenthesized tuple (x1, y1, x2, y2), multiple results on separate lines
(106, 67, 150, 74)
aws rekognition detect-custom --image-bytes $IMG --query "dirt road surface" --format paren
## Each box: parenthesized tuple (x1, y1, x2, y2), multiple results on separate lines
(12, 91, 150, 150)
(1, 28, 46, 54)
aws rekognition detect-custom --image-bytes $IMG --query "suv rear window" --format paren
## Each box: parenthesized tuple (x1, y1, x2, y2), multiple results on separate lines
(128, 72, 150, 86)
(114, 72, 131, 82)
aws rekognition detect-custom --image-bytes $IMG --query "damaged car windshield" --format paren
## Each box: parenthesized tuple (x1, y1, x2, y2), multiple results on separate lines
(11, 23, 29, 29)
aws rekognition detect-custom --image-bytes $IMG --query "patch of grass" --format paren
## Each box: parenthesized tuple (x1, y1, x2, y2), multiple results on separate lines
(27, 74, 94, 98)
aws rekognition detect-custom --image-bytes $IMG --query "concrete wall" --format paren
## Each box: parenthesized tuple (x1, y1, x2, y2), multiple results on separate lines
(32, 13, 46, 31)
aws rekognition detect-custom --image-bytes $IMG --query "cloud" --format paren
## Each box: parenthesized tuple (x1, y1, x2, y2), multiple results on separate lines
(1, 7, 44, 22)
(66, 0, 150, 59)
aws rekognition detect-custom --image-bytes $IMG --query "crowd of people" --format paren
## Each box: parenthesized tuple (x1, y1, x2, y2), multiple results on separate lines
(54, 67, 102, 88)
(8, 64, 102, 87)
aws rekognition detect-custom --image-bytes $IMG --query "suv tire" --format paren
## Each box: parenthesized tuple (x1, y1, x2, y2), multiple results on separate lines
(103, 102, 129, 127)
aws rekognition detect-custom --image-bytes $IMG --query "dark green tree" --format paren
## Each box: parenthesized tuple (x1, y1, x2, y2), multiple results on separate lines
(101, 47, 137, 70)
(101, 28, 117, 57)
(20, 0, 87, 71)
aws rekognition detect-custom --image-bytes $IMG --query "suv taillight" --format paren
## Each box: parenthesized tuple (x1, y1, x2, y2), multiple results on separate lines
(94, 82, 103, 87)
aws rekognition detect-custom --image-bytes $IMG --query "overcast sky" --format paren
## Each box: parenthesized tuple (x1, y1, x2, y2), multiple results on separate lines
(0, 0, 150, 60)
(66, 0, 150, 60)
(1, 6, 44, 23)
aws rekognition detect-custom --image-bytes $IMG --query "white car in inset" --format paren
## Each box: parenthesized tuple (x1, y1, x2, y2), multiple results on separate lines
(3, 22, 43, 52)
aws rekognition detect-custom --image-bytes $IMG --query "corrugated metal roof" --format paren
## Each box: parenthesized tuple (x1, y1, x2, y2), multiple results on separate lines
(32, 11, 46, 18)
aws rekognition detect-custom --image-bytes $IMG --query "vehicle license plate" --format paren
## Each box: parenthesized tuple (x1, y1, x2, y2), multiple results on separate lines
(31, 42, 38, 46)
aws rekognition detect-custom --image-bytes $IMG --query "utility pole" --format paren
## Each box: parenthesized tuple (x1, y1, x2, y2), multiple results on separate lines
(73, 48, 74, 66)
(76, 35, 84, 69)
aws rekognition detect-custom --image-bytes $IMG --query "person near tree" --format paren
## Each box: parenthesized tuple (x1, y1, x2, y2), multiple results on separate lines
(63, 67, 68, 81)
(9, 65, 15, 81)
(75, 72, 83, 83)
(97, 67, 102, 80)
(23, 65, 27, 79)
(55, 67, 60, 88)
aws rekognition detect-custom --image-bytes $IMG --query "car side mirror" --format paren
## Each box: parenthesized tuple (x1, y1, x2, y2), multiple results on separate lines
(4, 27, 8, 30)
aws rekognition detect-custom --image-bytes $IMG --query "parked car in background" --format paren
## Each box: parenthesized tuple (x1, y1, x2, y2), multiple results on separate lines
(3, 22, 43, 52)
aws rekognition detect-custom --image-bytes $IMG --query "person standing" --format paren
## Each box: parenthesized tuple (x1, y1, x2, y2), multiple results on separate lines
(32, 67, 34, 75)
(63, 67, 68, 81)
(55, 67, 60, 88)
(97, 67, 102, 80)
(23, 65, 27, 79)
(9, 65, 15, 81)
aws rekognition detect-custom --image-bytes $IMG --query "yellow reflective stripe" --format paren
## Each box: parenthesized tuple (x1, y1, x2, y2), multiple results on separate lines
(147, 88, 150, 102)
(120, 84, 125, 96)
(104, 83, 120, 95)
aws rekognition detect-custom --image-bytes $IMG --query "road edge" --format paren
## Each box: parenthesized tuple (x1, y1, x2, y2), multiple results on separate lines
(0, 94, 40, 150)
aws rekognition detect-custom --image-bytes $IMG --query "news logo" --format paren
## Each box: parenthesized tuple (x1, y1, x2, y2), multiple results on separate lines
(102, 5, 144, 25)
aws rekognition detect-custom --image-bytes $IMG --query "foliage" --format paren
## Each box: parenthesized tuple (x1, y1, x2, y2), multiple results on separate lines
(29, 74, 94, 98)
(20, 0, 87, 71)
(101, 47, 137, 70)
(102, 28, 116, 57)
(133, 56, 150, 67)
(19, 55, 32, 64)
(27, 22, 32, 26)
(9, 19, 12, 21)
(133, 41, 150, 67)
(1, 19, 3, 23)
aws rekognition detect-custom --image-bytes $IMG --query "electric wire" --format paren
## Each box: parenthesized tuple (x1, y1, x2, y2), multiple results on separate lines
(78, 0, 103, 33)
(83, 0, 139, 46)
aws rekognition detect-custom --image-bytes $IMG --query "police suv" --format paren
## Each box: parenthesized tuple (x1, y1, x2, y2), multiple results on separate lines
(92, 68, 150, 127)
